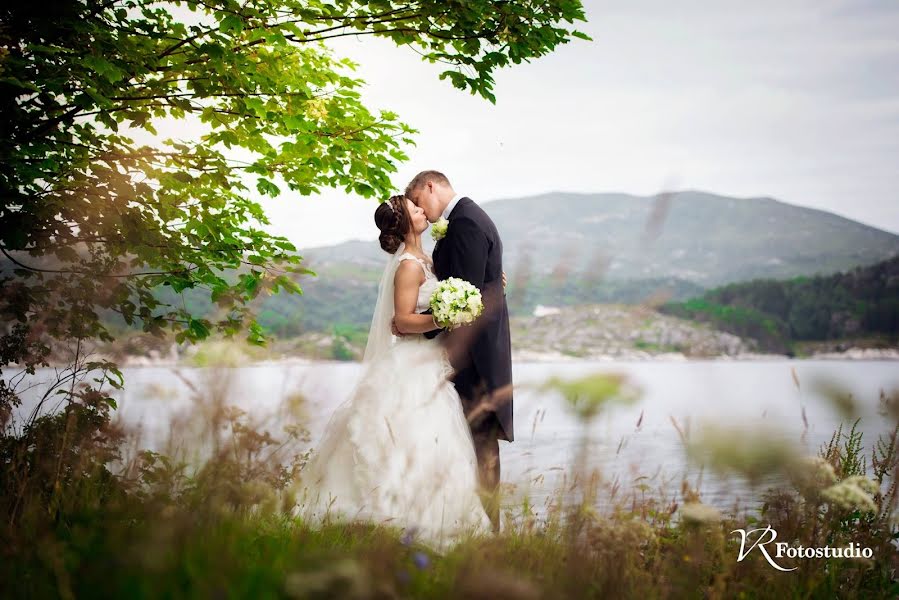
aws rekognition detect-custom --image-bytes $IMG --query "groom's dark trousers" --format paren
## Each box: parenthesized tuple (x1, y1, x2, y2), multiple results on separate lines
(425, 197, 514, 533)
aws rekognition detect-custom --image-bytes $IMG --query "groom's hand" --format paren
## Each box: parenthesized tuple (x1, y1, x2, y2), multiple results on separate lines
(422, 309, 442, 340)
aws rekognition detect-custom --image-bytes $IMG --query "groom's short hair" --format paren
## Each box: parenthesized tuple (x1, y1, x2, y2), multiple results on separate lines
(405, 170, 451, 196)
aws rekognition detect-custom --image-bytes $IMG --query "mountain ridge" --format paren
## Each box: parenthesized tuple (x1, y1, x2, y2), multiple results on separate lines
(297, 190, 898, 282)
(272, 190, 899, 334)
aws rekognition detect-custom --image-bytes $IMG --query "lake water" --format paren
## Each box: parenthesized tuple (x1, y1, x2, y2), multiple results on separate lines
(13, 359, 899, 519)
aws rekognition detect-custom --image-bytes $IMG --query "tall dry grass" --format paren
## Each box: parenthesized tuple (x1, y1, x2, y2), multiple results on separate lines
(2, 349, 898, 599)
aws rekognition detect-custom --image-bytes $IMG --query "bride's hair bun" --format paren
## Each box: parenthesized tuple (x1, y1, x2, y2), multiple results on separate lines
(379, 230, 403, 254)
(374, 195, 411, 254)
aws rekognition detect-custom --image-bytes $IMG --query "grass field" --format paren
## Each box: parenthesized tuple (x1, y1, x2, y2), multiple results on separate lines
(3, 367, 897, 599)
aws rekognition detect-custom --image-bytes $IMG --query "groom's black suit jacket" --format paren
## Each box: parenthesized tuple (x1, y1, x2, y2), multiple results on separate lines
(429, 197, 514, 442)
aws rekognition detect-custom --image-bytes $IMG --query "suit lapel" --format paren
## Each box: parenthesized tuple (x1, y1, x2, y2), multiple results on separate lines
(433, 198, 469, 279)
(433, 239, 442, 266)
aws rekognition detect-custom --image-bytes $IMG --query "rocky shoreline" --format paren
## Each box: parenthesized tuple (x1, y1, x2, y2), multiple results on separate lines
(31, 302, 898, 368)
(93, 345, 899, 368)
(510, 304, 899, 362)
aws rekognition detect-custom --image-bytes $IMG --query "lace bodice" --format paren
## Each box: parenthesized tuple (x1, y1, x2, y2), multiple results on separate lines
(397, 252, 438, 313)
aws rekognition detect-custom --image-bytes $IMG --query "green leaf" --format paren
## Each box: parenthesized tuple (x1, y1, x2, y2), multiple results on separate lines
(246, 321, 267, 346)
(245, 97, 265, 116)
(84, 87, 113, 107)
(81, 55, 127, 83)
(243, 272, 260, 295)
(188, 318, 211, 340)
(219, 15, 244, 34)
(256, 178, 281, 197)
(0, 77, 41, 92)
(273, 239, 297, 252)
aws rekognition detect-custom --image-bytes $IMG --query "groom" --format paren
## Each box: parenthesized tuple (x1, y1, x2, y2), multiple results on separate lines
(404, 170, 513, 533)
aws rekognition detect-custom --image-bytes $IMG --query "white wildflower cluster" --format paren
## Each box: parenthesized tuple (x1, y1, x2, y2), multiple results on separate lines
(680, 501, 722, 525)
(791, 455, 837, 495)
(842, 475, 879, 494)
(430, 217, 449, 241)
(429, 277, 483, 330)
(821, 475, 879, 513)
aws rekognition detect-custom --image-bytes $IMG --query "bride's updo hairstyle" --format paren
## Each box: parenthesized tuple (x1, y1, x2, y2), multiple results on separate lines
(374, 194, 411, 254)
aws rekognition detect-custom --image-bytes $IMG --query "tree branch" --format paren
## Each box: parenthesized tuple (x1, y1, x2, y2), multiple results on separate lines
(0, 247, 200, 278)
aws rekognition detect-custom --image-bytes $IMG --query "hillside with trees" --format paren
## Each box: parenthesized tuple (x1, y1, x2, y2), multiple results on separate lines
(659, 255, 899, 354)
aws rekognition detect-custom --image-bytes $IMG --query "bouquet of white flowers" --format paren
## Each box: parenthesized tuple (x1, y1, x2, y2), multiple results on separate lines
(429, 277, 484, 330)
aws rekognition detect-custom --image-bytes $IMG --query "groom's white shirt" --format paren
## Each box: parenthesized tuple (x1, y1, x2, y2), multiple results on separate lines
(442, 193, 462, 220)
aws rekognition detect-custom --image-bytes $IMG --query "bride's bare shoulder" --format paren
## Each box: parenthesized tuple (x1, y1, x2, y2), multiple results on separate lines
(394, 258, 425, 286)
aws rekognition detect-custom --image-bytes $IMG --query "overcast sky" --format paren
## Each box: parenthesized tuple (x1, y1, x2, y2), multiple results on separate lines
(251, 0, 899, 247)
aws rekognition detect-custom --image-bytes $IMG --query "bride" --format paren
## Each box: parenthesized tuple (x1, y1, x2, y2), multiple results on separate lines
(291, 194, 492, 547)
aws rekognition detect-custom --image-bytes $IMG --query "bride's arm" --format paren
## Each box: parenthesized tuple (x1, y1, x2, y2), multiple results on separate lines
(393, 261, 439, 334)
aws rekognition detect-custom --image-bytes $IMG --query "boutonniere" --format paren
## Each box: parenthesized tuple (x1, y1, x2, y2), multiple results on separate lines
(430, 217, 449, 241)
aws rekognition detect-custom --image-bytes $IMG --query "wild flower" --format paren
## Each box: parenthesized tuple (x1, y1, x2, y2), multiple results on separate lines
(400, 526, 418, 546)
(284, 559, 369, 598)
(679, 501, 722, 525)
(841, 475, 879, 495)
(541, 372, 641, 421)
(821, 476, 879, 512)
(685, 423, 801, 485)
(789, 455, 837, 496)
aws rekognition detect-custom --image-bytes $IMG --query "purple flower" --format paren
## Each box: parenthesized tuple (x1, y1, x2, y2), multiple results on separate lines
(413, 551, 430, 570)
(400, 526, 418, 546)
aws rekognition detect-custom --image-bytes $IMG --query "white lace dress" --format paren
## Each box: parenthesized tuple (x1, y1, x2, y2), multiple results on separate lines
(291, 252, 492, 547)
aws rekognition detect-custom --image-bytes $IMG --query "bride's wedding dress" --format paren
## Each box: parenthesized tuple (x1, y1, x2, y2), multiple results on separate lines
(291, 245, 492, 547)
